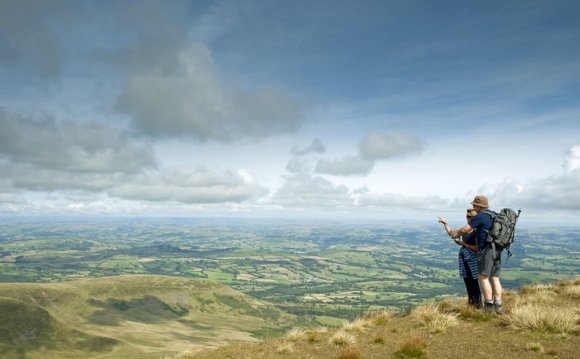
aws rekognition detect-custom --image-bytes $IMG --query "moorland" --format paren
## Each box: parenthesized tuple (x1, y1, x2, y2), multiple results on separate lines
(0, 217, 578, 358)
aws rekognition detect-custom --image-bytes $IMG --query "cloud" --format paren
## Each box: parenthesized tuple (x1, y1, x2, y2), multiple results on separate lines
(564, 145, 580, 174)
(272, 174, 354, 210)
(315, 156, 374, 176)
(291, 138, 326, 156)
(109, 165, 267, 204)
(479, 145, 580, 211)
(116, 43, 304, 141)
(0, 110, 156, 173)
(355, 189, 451, 210)
(0, 163, 135, 192)
(359, 131, 424, 160)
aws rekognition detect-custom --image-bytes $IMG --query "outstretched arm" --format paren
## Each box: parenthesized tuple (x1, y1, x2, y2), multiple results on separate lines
(452, 224, 472, 239)
(438, 217, 457, 237)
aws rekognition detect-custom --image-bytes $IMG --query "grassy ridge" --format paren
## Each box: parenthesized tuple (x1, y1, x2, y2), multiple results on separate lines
(175, 277, 580, 359)
(0, 275, 297, 359)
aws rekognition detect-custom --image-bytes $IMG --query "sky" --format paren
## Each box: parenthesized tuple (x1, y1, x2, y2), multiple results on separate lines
(1, 0, 580, 223)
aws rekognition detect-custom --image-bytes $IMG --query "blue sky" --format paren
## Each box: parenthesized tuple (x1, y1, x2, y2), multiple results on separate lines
(1, 0, 579, 222)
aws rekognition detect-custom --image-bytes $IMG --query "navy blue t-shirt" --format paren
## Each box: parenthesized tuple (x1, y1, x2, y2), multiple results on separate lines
(462, 231, 477, 245)
(469, 210, 495, 250)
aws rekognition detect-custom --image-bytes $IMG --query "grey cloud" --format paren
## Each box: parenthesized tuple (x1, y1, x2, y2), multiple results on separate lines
(291, 138, 326, 156)
(0, 110, 157, 173)
(481, 169, 580, 211)
(315, 156, 375, 176)
(116, 43, 304, 141)
(359, 131, 424, 160)
(109, 166, 267, 204)
(272, 174, 354, 209)
(1, 163, 134, 192)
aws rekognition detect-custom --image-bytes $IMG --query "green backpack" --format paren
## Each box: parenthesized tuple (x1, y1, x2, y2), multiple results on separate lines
(484, 208, 522, 259)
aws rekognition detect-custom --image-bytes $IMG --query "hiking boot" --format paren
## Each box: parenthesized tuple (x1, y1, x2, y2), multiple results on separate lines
(483, 302, 495, 312)
(494, 303, 505, 315)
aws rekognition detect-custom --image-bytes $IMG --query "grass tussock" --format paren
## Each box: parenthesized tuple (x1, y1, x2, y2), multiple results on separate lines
(341, 318, 368, 333)
(508, 304, 578, 334)
(276, 343, 294, 354)
(305, 327, 328, 343)
(508, 279, 580, 334)
(395, 336, 427, 358)
(410, 302, 458, 334)
(284, 328, 306, 342)
(337, 346, 362, 359)
(363, 309, 396, 325)
(330, 330, 356, 346)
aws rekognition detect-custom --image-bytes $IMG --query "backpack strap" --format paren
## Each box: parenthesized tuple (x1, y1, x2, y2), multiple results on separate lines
(482, 209, 500, 259)
(482, 209, 496, 219)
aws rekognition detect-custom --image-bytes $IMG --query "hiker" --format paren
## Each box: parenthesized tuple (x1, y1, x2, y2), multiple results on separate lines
(438, 209, 481, 308)
(452, 195, 504, 314)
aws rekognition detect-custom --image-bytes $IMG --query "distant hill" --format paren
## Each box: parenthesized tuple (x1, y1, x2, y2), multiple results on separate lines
(174, 277, 579, 359)
(0, 275, 296, 359)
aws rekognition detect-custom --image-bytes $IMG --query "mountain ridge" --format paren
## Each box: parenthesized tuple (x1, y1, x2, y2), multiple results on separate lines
(173, 277, 580, 359)
(0, 275, 297, 359)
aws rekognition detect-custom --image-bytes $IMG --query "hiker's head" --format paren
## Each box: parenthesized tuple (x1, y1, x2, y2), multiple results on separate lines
(470, 195, 489, 212)
(466, 209, 477, 221)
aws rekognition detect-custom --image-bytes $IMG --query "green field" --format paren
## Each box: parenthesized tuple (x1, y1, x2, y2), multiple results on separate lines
(0, 219, 579, 336)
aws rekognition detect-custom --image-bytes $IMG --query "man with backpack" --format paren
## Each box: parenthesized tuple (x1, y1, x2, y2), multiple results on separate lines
(452, 195, 504, 314)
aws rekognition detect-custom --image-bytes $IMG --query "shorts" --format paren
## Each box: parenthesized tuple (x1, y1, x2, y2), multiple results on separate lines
(477, 245, 502, 277)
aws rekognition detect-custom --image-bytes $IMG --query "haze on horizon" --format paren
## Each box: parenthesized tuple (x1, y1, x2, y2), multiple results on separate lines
(1, 0, 579, 223)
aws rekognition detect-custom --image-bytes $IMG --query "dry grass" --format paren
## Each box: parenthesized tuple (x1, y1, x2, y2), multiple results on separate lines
(524, 342, 544, 353)
(329, 330, 356, 346)
(172, 276, 579, 359)
(337, 346, 362, 359)
(341, 318, 368, 333)
(306, 326, 328, 343)
(363, 309, 396, 325)
(276, 343, 294, 354)
(508, 304, 578, 334)
(372, 334, 385, 344)
(395, 336, 427, 358)
(284, 328, 306, 342)
(507, 279, 580, 334)
(410, 302, 458, 334)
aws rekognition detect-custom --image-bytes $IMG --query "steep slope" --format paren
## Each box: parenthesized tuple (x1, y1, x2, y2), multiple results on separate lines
(0, 297, 118, 358)
(0, 275, 296, 358)
(175, 277, 580, 359)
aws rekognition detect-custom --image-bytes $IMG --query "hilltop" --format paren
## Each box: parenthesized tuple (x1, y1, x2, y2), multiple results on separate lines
(173, 277, 579, 359)
(0, 275, 296, 359)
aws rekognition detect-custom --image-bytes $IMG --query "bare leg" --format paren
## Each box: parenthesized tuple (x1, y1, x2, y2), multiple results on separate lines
(479, 274, 493, 301)
(491, 276, 502, 302)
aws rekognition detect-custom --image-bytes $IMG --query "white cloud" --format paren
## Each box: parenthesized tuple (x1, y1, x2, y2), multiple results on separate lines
(564, 145, 580, 174)
(359, 131, 424, 160)
(479, 145, 580, 211)
(272, 174, 354, 210)
(116, 43, 304, 141)
(315, 156, 374, 176)
(109, 165, 267, 204)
